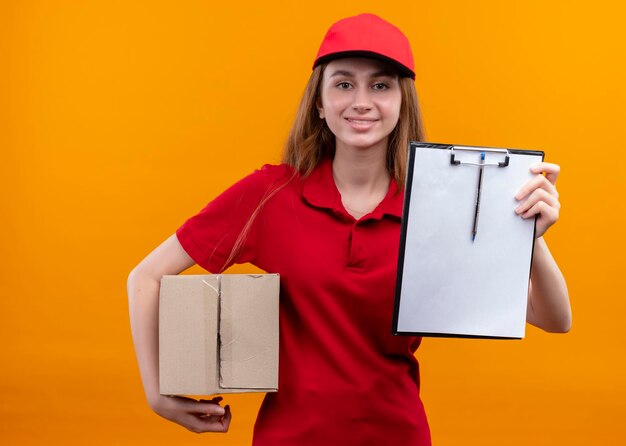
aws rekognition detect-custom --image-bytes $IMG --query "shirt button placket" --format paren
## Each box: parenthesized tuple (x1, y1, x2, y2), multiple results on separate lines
(347, 222, 365, 269)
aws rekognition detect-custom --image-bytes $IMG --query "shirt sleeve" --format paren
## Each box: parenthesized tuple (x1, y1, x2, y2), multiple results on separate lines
(176, 164, 292, 273)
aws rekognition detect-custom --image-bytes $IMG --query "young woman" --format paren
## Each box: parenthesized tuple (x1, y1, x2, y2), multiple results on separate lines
(128, 13, 570, 445)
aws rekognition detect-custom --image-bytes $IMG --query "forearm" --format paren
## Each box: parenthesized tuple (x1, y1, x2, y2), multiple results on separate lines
(527, 237, 571, 332)
(128, 268, 162, 406)
(127, 234, 197, 406)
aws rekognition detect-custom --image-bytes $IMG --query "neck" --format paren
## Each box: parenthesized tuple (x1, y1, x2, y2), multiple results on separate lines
(332, 142, 390, 192)
(331, 141, 391, 219)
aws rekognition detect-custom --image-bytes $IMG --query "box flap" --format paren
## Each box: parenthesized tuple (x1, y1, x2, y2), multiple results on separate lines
(159, 275, 219, 395)
(219, 274, 279, 390)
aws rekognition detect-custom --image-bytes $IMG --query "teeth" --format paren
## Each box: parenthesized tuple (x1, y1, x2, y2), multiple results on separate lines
(348, 119, 374, 124)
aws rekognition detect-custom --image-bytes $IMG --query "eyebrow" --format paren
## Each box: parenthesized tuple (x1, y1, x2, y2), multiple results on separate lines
(328, 69, 396, 79)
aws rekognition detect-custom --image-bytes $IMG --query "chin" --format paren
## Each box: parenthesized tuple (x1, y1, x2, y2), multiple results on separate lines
(337, 137, 389, 153)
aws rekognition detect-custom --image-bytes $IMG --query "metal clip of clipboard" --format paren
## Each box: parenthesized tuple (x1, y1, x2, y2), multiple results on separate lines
(449, 146, 510, 241)
(449, 145, 510, 167)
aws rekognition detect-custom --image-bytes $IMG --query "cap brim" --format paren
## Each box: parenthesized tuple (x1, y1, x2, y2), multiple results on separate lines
(313, 50, 415, 79)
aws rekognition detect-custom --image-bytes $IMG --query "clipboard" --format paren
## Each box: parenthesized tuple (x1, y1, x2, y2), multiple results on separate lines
(392, 142, 544, 339)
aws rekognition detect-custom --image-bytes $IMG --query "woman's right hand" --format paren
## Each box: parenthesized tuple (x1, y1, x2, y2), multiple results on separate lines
(149, 394, 232, 433)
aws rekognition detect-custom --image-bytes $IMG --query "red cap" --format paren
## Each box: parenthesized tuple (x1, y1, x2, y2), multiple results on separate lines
(313, 14, 415, 79)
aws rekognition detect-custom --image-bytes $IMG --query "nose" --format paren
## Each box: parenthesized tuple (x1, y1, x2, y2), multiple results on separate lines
(351, 87, 373, 113)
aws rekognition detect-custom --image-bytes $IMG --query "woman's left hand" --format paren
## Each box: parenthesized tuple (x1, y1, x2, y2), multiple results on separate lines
(514, 162, 561, 238)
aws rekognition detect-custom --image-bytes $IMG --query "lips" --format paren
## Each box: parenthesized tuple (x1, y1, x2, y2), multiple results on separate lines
(345, 117, 378, 130)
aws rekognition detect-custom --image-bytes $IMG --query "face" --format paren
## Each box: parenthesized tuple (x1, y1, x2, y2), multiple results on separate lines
(317, 57, 402, 154)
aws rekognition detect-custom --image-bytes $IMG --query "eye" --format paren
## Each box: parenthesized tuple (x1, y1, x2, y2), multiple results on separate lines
(336, 81, 352, 90)
(372, 82, 389, 91)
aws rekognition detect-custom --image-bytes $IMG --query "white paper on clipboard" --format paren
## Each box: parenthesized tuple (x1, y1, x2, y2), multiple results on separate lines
(392, 142, 544, 339)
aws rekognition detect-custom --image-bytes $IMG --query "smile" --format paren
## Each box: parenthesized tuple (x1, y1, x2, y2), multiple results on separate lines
(345, 117, 378, 130)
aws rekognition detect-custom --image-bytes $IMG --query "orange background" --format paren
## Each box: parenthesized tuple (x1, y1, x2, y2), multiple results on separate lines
(2, 1, 625, 444)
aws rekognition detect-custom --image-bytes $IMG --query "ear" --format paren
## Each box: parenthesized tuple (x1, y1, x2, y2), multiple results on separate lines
(316, 98, 325, 119)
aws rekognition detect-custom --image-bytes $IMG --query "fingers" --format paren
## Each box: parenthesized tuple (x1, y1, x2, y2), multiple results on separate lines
(514, 162, 562, 238)
(222, 404, 232, 429)
(520, 199, 559, 222)
(186, 404, 232, 434)
(197, 396, 224, 414)
(530, 162, 560, 185)
(514, 188, 560, 238)
(518, 200, 559, 238)
(515, 171, 559, 202)
(154, 395, 231, 434)
(179, 396, 226, 417)
(515, 188, 560, 219)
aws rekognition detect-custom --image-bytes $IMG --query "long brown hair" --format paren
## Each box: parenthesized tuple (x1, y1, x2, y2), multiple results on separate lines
(282, 64, 426, 188)
(221, 63, 425, 271)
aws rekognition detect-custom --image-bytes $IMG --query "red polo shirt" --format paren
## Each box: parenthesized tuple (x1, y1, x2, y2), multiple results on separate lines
(176, 157, 431, 445)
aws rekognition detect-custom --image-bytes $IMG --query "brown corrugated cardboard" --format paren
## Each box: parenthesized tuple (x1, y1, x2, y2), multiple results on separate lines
(159, 274, 279, 396)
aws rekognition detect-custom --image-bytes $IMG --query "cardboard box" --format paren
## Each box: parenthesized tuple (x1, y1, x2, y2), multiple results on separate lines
(159, 274, 279, 396)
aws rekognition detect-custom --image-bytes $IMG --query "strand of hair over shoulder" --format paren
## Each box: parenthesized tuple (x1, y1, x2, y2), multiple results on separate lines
(220, 168, 299, 272)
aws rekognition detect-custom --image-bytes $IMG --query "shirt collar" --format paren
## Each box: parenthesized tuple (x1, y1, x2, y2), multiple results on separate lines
(301, 157, 404, 220)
